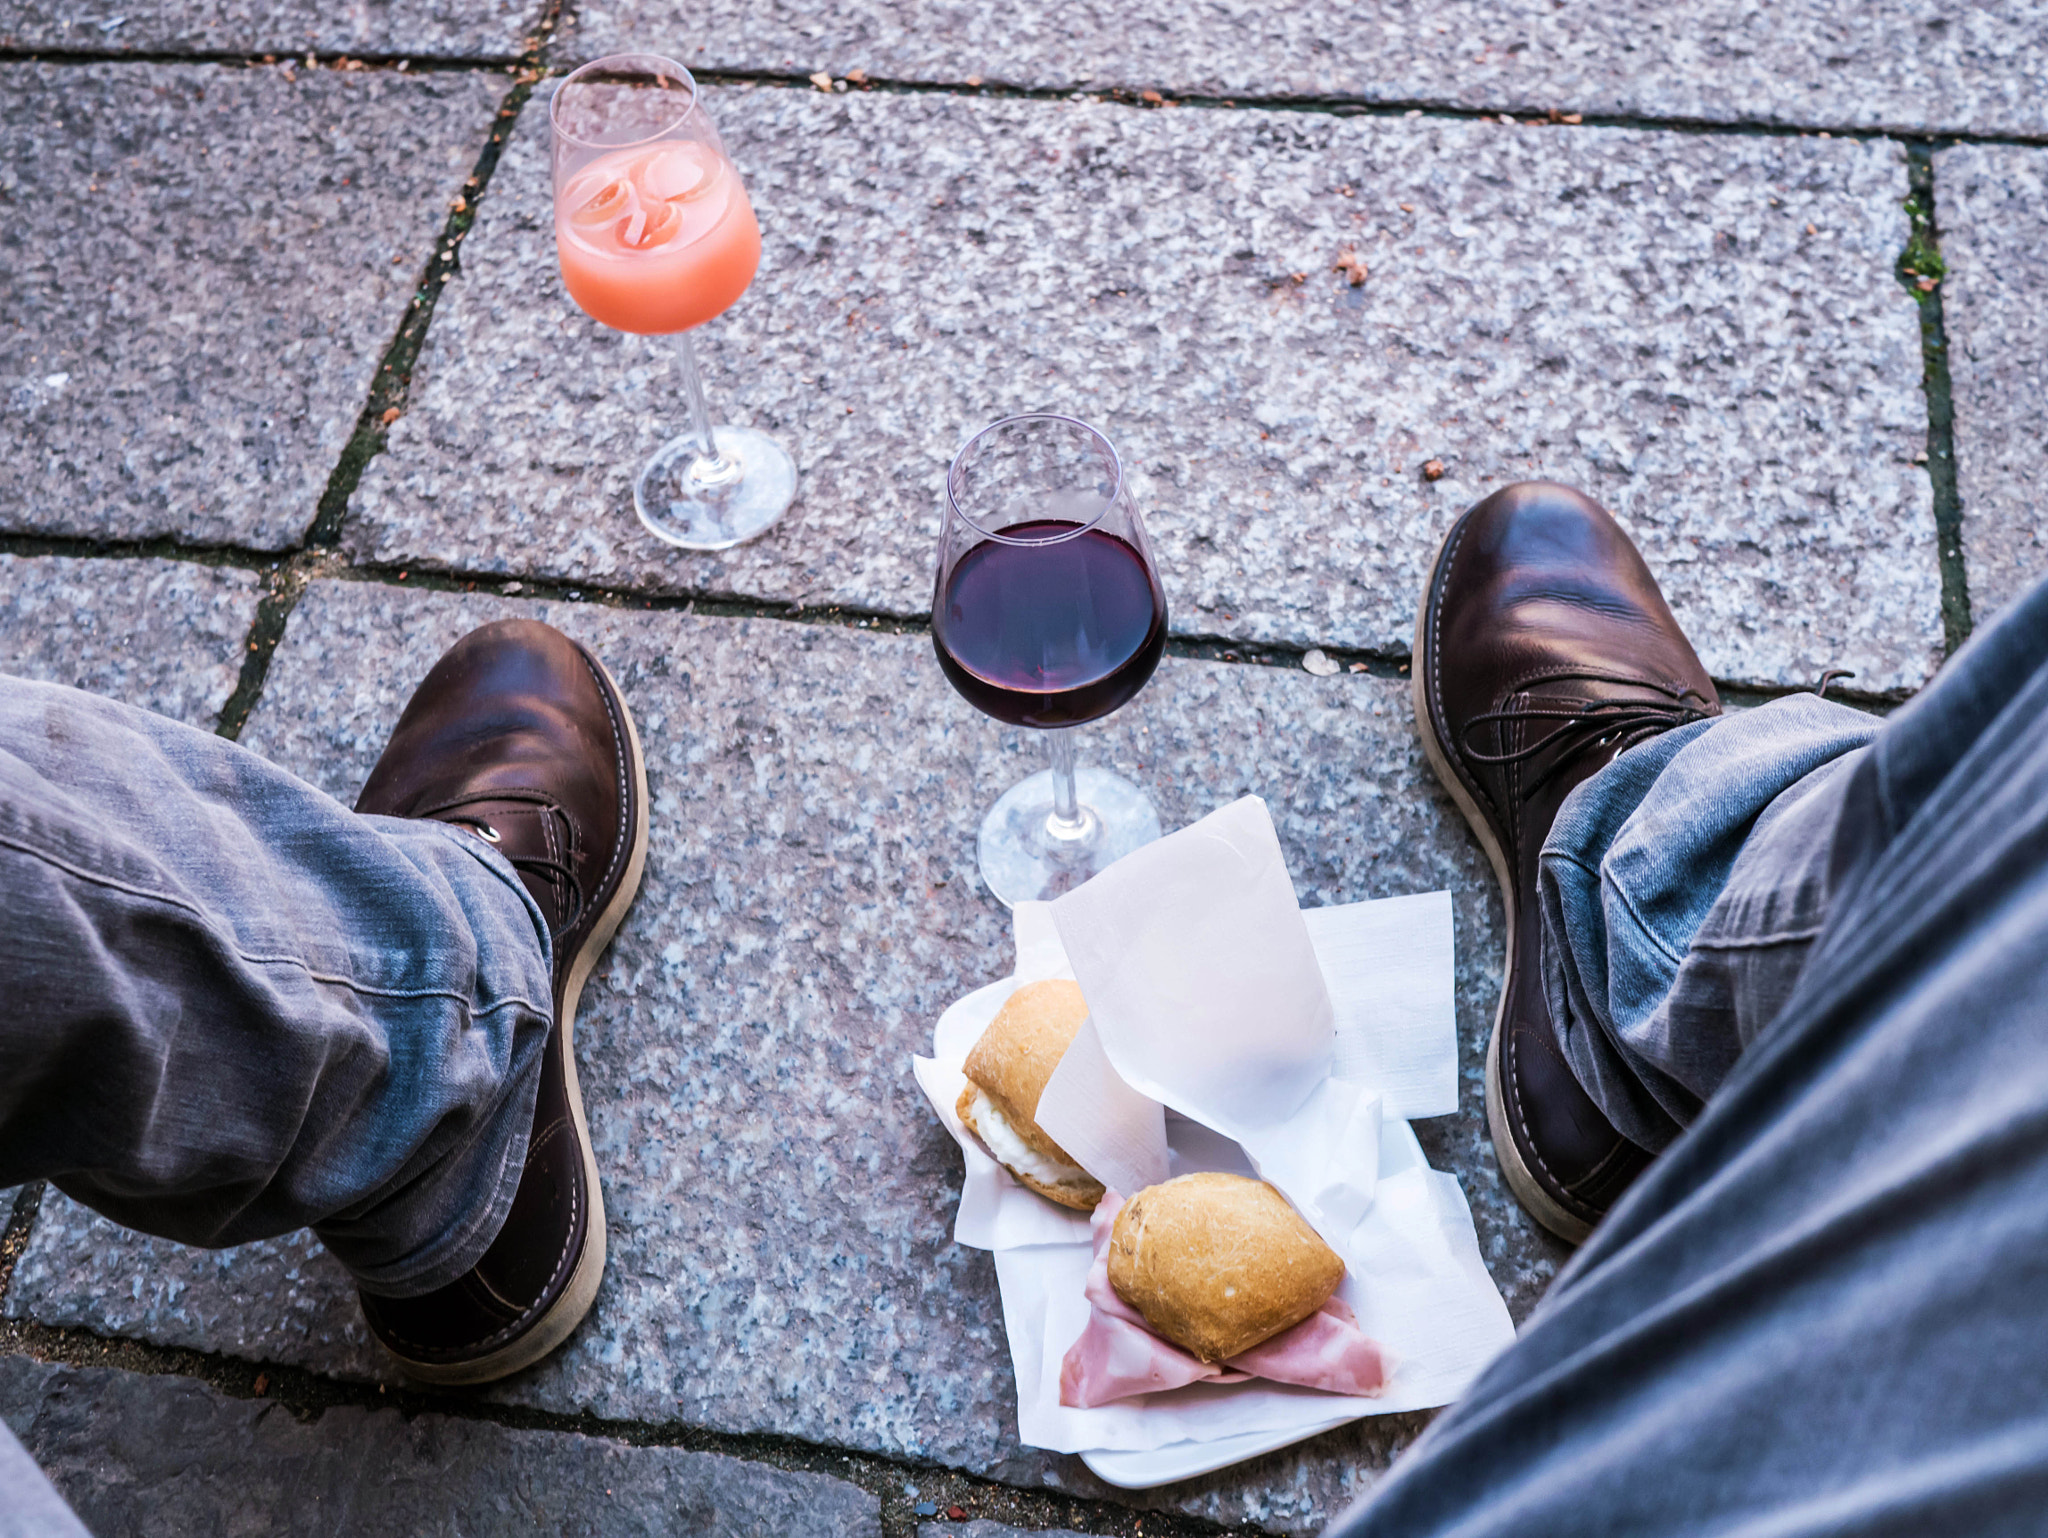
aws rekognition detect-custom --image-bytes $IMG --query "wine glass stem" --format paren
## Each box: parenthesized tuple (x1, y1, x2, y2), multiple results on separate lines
(671, 331, 739, 484)
(1044, 728, 1090, 842)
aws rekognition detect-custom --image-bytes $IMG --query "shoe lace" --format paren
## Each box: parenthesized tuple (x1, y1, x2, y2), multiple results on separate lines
(1458, 673, 1715, 802)
(419, 789, 587, 933)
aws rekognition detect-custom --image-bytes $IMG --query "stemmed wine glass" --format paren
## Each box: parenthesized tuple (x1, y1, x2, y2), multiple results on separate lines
(550, 54, 796, 550)
(933, 416, 1169, 906)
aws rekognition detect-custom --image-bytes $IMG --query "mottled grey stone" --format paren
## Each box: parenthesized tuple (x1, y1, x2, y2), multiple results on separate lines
(919, 1524, 1087, 1538)
(0, 61, 508, 548)
(0, 2, 535, 60)
(0, 1354, 883, 1537)
(1937, 144, 2048, 625)
(0, 554, 261, 726)
(0, 1387, 89, 1538)
(7, 1209, 386, 1378)
(352, 85, 1939, 691)
(7, 579, 1560, 1531)
(565, 0, 2048, 138)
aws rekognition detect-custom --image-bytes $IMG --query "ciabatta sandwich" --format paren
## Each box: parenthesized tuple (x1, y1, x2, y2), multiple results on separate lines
(955, 979, 1106, 1212)
(1107, 1172, 1344, 1361)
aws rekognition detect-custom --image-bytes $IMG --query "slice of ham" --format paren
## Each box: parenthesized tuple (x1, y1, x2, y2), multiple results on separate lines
(1059, 1192, 1390, 1409)
(1226, 1294, 1389, 1398)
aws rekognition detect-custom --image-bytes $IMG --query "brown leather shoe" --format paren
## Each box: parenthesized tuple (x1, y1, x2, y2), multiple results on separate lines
(353, 619, 648, 1383)
(1413, 484, 1718, 1243)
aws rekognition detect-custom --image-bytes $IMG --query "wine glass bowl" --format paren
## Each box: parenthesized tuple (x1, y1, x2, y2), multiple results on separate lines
(934, 415, 1168, 905)
(549, 55, 795, 551)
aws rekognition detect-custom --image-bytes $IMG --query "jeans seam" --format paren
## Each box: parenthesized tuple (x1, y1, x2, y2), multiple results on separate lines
(0, 832, 549, 1017)
(1601, 865, 1692, 969)
(1687, 926, 1828, 953)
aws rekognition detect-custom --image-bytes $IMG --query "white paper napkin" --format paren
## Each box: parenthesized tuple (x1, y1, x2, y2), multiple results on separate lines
(1049, 797, 1334, 1140)
(1034, 1014, 1171, 1200)
(1307, 891, 1459, 1118)
(997, 1116, 1513, 1454)
(912, 797, 1514, 1463)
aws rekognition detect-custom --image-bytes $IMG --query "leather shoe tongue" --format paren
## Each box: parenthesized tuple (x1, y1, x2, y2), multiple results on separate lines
(436, 796, 580, 934)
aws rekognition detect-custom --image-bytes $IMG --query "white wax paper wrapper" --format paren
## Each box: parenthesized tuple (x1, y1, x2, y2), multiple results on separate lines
(1000, 1118, 1514, 1452)
(1035, 1015, 1171, 1200)
(911, 798, 1512, 1460)
(1050, 797, 1334, 1140)
(1307, 890, 1459, 1119)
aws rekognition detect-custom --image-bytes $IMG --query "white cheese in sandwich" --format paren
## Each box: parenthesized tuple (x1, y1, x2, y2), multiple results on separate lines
(960, 1084, 1094, 1190)
(954, 979, 1107, 1212)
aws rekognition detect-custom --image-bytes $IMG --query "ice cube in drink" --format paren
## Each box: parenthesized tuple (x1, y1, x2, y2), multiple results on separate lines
(554, 140, 761, 334)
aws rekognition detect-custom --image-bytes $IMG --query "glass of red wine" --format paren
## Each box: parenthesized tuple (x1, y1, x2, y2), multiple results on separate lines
(933, 415, 1168, 905)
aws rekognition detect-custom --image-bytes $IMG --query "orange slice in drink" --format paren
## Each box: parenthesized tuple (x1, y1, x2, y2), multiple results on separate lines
(569, 174, 636, 230)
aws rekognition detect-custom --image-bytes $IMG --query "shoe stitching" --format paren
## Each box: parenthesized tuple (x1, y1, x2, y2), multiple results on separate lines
(372, 1103, 586, 1358)
(1570, 1134, 1645, 1199)
(1429, 518, 1508, 836)
(1493, 696, 1565, 1199)
(1497, 660, 1708, 703)
(1428, 518, 1583, 1217)
(1503, 877, 1595, 1219)
(573, 647, 634, 943)
(369, 643, 628, 1367)
(540, 799, 563, 918)
(372, 1136, 583, 1360)
(1505, 697, 1525, 878)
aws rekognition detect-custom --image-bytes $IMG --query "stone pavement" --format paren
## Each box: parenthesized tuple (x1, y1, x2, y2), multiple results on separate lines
(0, 3, 2042, 1535)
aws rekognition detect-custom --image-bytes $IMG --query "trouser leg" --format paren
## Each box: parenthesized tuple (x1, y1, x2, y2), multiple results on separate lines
(0, 677, 554, 1297)
(1325, 577, 2048, 1536)
(0, 1419, 88, 1538)
(1537, 693, 1880, 1150)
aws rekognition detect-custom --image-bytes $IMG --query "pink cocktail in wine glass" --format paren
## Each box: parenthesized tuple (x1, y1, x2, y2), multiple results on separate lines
(551, 55, 795, 550)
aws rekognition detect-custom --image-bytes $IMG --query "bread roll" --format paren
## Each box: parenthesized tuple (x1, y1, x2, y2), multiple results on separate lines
(956, 979, 1105, 1212)
(1108, 1173, 1344, 1361)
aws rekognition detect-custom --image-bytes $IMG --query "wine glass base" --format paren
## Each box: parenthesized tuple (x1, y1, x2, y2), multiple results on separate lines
(976, 766, 1162, 908)
(633, 426, 797, 551)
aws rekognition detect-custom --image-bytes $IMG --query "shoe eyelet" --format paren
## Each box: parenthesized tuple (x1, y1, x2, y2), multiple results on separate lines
(470, 824, 502, 845)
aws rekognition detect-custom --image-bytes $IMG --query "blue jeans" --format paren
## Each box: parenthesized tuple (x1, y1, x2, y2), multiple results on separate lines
(0, 678, 554, 1299)
(1329, 577, 2048, 1534)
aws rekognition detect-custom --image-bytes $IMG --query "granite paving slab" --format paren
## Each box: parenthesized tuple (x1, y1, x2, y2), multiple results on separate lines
(0, 60, 508, 549)
(563, 0, 2048, 139)
(0, 554, 261, 726)
(0, 1354, 884, 1537)
(0, 2, 536, 61)
(1936, 144, 2048, 625)
(7, 578, 1563, 1533)
(350, 84, 1940, 693)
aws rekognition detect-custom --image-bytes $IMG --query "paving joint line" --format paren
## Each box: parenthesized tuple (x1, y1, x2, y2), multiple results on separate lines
(318, 558, 1908, 705)
(0, 529, 1909, 711)
(525, 63, 2048, 148)
(208, 2, 565, 741)
(7, 45, 2048, 150)
(0, 46, 522, 71)
(0, 1315, 1243, 1538)
(675, 68, 1921, 140)
(1898, 144, 1970, 658)
(0, 532, 285, 569)
(0, 1184, 46, 1312)
(298, 68, 546, 550)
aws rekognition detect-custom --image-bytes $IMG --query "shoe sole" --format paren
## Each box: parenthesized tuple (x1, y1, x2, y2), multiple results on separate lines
(1411, 516, 1595, 1247)
(395, 646, 652, 1385)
